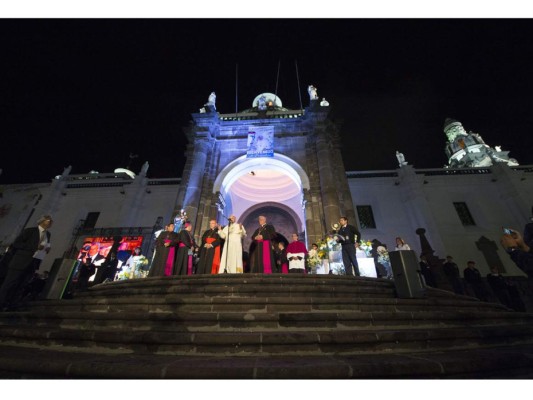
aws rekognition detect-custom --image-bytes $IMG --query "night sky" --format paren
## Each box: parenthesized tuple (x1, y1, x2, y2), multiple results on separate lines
(2, 18, 533, 184)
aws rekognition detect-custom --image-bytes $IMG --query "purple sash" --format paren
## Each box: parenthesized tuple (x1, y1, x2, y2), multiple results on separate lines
(164, 239, 175, 276)
(257, 240, 272, 274)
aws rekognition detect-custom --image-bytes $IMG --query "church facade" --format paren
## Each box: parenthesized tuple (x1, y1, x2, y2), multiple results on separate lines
(0, 90, 532, 294)
(174, 91, 355, 251)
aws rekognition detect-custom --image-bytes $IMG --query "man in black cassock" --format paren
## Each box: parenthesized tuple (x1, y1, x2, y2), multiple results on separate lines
(196, 219, 221, 274)
(174, 222, 197, 276)
(249, 215, 277, 274)
(148, 223, 179, 277)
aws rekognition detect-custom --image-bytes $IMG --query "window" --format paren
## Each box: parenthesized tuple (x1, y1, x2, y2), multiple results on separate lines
(356, 205, 376, 229)
(453, 202, 476, 226)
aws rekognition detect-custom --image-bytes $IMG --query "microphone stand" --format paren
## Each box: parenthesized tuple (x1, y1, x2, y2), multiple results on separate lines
(223, 218, 232, 273)
(218, 212, 232, 274)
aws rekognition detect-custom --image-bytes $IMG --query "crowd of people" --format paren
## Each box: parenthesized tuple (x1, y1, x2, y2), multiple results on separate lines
(416, 216, 533, 312)
(1, 211, 531, 312)
(146, 214, 311, 278)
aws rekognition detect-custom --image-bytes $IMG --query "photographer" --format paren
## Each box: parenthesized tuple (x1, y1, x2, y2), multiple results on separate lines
(500, 228, 533, 277)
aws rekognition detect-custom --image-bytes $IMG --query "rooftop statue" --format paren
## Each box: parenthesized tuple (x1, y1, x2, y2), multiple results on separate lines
(396, 151, 408, 167)
(205, 92, 216, 110)
(308, 85, 318, 101)
(257, 95, 267, 111)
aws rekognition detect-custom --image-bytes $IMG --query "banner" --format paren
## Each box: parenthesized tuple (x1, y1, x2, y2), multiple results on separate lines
(246, 126, 274, 158)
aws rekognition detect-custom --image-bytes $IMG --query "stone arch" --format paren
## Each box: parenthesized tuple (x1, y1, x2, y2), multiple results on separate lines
(213, 153, 310, 195)
(240, 203, 301, 256)
(213, 153, 310, 251)
(240, 201, 303, 232)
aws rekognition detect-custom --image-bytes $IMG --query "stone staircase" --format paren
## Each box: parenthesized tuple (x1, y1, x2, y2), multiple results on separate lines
(1, 274, 533, 378)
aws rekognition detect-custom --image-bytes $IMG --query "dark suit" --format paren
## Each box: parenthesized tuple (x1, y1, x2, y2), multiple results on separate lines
(94, 257, 119, 284)
(338, 224, 361, 276)
(90, 254, 109, 284)
(464, 266, 489, 301)
(0, 227, 51, 309)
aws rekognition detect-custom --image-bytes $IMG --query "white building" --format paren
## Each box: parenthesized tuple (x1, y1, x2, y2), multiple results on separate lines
(1, 93, 531, 298)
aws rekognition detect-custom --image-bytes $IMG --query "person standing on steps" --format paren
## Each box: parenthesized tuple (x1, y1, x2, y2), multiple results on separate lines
(337, 216, 361, 277)
(218, 215, 246, 274)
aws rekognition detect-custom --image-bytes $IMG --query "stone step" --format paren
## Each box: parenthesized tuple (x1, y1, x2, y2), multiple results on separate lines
(77, 274, 397, 299)
(1, 309, 531, 332)
(79, 283, 397, 299)
(1, 343, 533, 378)
(1, 323, 533, 356)
(2, 274, 532, 378)
(25, 294, 511, 314)
(87, 274, 396, 290)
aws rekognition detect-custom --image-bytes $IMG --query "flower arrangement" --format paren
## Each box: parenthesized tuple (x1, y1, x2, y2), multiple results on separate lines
(136, 255, 150, 267)
(377, 246, 393, 279)
(307, 247, 321, 268)
(308, 236, 341, 268)
(118, 255, 150, 280)
(316, 239, 330, 260)
(358, 240, 373, 257)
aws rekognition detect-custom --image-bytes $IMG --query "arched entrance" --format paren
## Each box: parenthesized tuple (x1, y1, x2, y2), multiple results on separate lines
(213, 154, 310, 246)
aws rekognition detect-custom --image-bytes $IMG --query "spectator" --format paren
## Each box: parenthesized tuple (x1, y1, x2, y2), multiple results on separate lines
(77, 257, 96, 292)
(506, 281, 527, 312)
(486, 267, 513, 308)
(394, 237, 411, 251)
(500, 228, 533, 277)
(463, 261, 490, 301)
(0, 215, 53, 311)
(442, 255, 465, 295)
(419, 255, 437, 287)
(98, 252, 120, 283)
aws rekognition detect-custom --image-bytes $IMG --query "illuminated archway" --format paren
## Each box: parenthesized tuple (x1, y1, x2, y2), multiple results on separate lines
(213, 153, 309, 245)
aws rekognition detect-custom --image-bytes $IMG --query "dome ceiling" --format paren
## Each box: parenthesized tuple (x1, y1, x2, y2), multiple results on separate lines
(230, 169, 300, 202)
